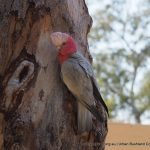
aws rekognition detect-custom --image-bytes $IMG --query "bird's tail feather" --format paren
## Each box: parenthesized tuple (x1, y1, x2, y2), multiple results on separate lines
(78, 101, 93, 133)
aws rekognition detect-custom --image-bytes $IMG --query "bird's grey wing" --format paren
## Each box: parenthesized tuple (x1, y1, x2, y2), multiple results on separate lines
(71, 52, 109, 115)
(71, 52, 93, 77)
(91, 77, 109, 115)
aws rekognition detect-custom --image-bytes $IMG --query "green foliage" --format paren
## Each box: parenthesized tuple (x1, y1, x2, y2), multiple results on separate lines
(88, 0, 150, 123)
(139, 71, 150, 106)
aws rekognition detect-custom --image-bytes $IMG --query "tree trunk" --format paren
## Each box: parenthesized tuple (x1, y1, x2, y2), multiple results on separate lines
(0, 0, 107, 150)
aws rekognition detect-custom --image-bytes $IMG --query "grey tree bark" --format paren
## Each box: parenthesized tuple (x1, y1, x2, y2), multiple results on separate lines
(0, 0, 108, 150)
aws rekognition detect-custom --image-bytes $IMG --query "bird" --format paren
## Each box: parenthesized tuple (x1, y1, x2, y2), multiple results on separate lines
(50, 32, 108, 133)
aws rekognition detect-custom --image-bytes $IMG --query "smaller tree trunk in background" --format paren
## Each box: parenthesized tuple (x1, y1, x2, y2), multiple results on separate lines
(0, 0, 108, 150)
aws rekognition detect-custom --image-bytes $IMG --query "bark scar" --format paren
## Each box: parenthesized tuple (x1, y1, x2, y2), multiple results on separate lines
(4, 60, 34, 112)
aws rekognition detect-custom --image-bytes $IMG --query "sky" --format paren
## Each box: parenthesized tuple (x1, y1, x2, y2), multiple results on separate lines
(87, 0, 150, 52)
(87, 0, 142, 15)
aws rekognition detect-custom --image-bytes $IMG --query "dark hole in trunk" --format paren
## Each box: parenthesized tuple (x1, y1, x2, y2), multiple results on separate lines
(19, 66, 29, 83)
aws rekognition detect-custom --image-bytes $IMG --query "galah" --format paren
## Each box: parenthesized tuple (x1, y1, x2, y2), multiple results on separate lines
(50, 32, 108, 133)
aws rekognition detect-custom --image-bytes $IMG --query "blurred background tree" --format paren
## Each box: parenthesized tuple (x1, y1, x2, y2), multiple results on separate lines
(87, 0, 150, 123)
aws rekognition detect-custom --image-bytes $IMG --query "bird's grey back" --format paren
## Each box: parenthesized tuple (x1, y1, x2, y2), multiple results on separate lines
(70, 52, 93, 77)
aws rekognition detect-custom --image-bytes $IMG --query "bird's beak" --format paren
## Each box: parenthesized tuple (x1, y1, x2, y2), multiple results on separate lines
(56, 46, 61, 50)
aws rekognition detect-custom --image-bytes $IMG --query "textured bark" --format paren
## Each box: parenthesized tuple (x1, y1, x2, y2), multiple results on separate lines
(0, 0, 107, 150)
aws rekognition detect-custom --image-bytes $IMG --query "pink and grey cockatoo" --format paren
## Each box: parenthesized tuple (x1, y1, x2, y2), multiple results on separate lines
(50, 32, 108, 133)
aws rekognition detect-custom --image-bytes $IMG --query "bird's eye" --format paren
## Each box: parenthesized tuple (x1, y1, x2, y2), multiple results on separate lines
(62, 42, 66, 46)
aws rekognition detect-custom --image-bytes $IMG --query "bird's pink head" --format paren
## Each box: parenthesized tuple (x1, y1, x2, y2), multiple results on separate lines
(50, 32, 77, 64)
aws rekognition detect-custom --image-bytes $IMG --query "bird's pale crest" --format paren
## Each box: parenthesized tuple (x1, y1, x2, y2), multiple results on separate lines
(50, 32, 69, 49)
